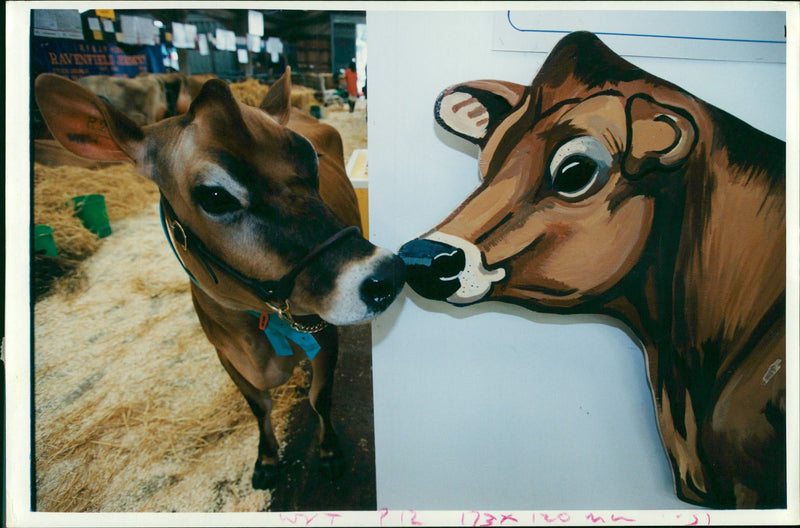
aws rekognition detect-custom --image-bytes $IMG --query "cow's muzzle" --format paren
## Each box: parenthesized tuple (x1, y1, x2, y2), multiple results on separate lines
(399, 233, 506, 304)
(399, 238, 465, 300)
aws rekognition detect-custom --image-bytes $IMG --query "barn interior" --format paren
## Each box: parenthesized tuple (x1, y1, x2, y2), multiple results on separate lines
(30, 8, 374, 512)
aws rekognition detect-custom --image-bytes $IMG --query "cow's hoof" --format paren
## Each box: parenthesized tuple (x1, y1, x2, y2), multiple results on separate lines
(252, 461, 279, 489)
(319, 450, 345, 480)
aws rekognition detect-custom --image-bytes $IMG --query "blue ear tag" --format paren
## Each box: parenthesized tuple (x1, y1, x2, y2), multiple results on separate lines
(259, 312, 321, 360)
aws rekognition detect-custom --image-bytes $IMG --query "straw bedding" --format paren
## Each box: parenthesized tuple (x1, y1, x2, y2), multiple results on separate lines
(318, 98, 368, 166)
(228, 78, 318, 115)
(34, 206, 319, 511)
(32, 96, 371, 512)
(33, 162, 160, 299)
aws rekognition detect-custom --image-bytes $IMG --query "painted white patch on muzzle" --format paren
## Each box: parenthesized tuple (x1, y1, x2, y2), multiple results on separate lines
(425, 231, 505, 304)
(319, 247, 398, 325)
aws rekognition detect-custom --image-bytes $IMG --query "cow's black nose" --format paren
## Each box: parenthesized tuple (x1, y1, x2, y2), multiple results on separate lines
(360, 254, 406, 313)
(398, 238, 465, 301)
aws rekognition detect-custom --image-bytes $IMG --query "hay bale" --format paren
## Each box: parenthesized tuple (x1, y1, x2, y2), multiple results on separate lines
(320, 73, 336, 90)
(228, 78, 318, 115)
(290, 86, 317, 114)
(228, 78, 269, 107)
(33, 162, 159, 299)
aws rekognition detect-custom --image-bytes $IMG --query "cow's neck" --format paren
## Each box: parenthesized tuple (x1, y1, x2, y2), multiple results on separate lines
(611, 128, 784, 385)
(602, 131, 785, 502)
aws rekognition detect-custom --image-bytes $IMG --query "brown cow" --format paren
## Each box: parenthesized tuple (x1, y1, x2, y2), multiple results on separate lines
(137, 72, 193, 117)
(77, 73, 191, 125)
(399, 32, 785, 509)
(35, 68, 405, 490)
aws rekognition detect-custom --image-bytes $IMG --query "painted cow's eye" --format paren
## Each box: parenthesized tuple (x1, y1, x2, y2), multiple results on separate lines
(552, 155, 597, 194)
(548, 136, 612, 200)
(193, 185, 243, 216)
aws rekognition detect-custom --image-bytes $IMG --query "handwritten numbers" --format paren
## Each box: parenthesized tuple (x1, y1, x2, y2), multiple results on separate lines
(378, 509, 424, 526)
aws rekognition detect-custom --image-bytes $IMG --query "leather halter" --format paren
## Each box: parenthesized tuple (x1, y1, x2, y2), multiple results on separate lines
(160, 195, 360, 333)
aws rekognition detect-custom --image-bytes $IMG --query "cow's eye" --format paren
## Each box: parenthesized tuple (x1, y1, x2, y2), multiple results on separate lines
(193, 185, 243, 216)
(548, 136, 612, 200)
(552, 155, 597, 194)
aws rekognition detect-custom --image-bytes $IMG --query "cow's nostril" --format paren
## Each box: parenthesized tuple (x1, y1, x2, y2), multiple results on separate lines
(360, 254, 406, 312)
(399, 238, 465, 301)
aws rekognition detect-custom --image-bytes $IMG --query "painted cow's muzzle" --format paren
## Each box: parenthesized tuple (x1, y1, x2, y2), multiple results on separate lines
(399, 231, 505, 304)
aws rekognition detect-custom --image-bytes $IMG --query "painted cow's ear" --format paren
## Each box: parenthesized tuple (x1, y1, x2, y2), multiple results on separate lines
(260, 66, 292, 125)
(34, 73, 144, 163)
(623, 94, 698, 179)
(434, 80, 526, 145)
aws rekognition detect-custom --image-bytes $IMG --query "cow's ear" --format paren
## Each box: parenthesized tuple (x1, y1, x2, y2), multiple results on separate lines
(34, 73, 144, 162)
(189, 78, 250, 141)
(434, 80, 526, 145)
(260, 66, 292, 125)
(623, 94, 697, 179)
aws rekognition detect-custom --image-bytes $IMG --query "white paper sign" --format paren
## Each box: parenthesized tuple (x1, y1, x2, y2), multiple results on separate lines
(198, 33, 209, 56)
(493, 10, 786, 63)
(248, 10, 264, 37)
(247, 34, 262, 53)
(33, 9, 84, 39)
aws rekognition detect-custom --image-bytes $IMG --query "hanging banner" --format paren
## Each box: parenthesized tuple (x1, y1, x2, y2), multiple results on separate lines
(32, 37, 164, 79)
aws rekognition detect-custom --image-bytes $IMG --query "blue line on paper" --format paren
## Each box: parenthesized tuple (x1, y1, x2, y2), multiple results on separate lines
(506, 11, 785, 45)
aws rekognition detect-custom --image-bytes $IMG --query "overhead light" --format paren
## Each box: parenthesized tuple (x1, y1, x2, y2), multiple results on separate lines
(153, 20, 164, 28)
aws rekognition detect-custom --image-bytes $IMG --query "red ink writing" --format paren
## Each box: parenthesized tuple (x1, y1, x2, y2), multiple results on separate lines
(278, 513, 318, 526)
(683, 513, 711, 526)
(401, 509, 422, 526)
(535, 512, 571, 523)
(460, 512, 518, 527)
(610, 514, 635, 522)
(378, 509, 426, 526)
(481, 513, 498, 527)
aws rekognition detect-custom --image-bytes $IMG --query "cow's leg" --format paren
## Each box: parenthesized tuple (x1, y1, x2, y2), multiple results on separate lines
(243, 392, 282, 490)
(309, 325, 344, 479)
(214, 349, 281, 489)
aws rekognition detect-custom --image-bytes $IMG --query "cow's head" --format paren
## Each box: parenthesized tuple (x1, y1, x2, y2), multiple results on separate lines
(35, 70, 405, 325)
(399, 31, 699, 310)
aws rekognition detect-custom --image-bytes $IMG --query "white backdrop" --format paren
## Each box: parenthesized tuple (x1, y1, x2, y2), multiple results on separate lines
(367, 9, 786, 511)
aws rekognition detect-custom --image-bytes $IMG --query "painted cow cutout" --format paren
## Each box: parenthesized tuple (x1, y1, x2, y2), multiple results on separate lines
(35, 69, 405, 490)
(399, 32, 785, 508)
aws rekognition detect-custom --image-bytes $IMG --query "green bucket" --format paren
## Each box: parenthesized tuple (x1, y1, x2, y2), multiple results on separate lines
(310, 105, 322, 119)
(70, 194, 112, 238)
(34, 224, 59, 257)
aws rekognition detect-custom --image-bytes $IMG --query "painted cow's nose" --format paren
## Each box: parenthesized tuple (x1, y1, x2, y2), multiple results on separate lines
(360, 254, 406, 312)
(399, 238, 465, 301)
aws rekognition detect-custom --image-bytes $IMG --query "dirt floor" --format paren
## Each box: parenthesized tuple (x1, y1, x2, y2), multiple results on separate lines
(32, 99, 373, 512)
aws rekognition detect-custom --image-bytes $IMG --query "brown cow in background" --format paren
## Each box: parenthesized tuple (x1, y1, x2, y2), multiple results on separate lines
(399, 31, 786, 509)
(76, 72, 204, 125)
